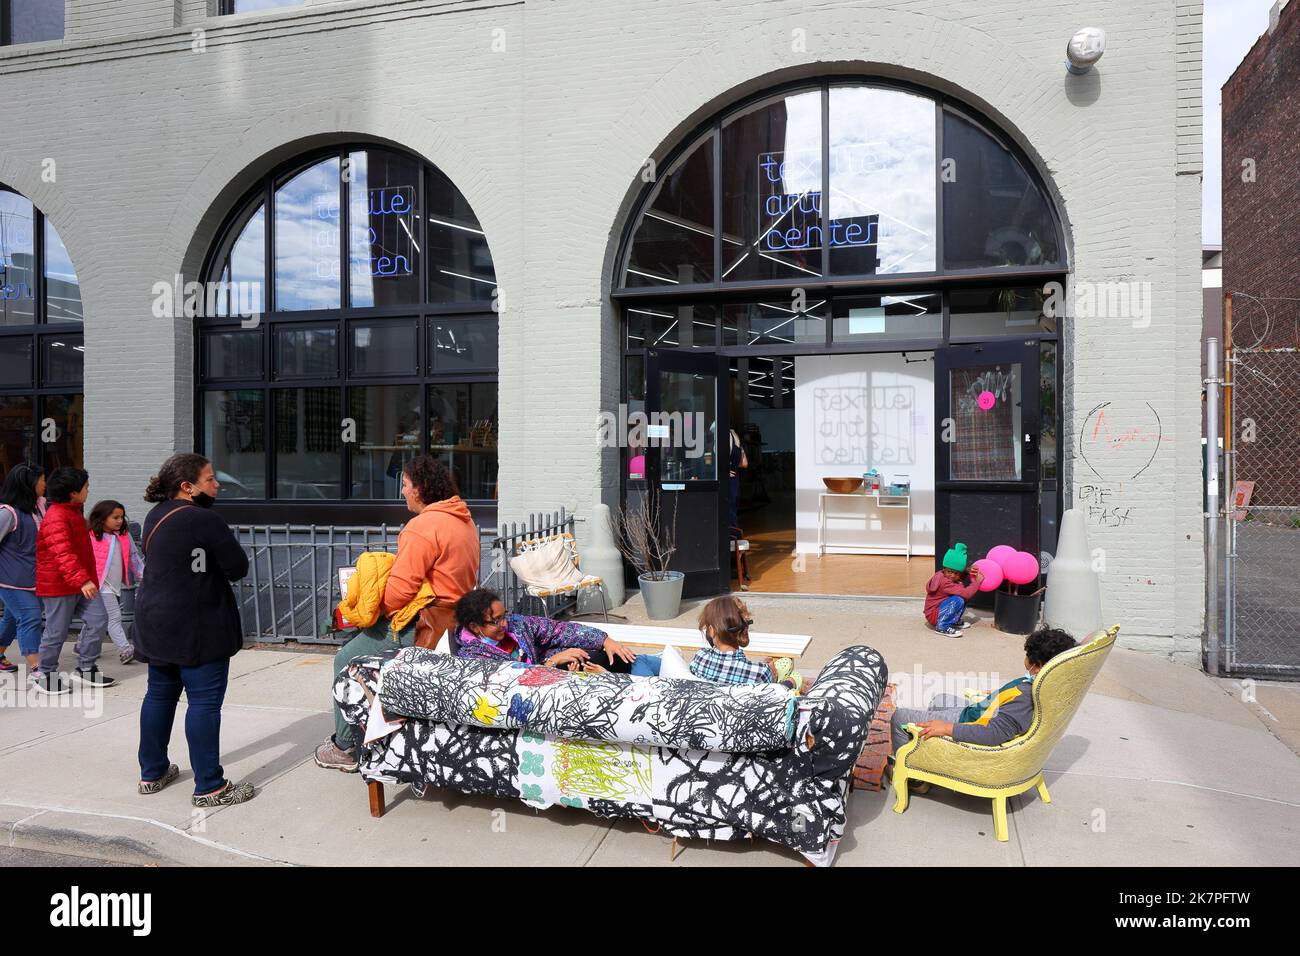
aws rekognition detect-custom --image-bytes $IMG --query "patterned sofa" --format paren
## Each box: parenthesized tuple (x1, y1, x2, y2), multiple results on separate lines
(333, 644, 888, 866)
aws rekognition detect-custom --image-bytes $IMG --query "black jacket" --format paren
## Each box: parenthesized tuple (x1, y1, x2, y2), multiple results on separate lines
(133, 500, 250, 667)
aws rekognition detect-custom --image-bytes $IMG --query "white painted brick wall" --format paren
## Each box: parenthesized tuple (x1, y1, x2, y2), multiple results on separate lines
(0, 0, 1204, 661)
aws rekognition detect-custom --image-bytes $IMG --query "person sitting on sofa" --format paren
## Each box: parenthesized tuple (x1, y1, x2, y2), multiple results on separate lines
(890, 627, 1077, 755)
(454, 588, 651, 674)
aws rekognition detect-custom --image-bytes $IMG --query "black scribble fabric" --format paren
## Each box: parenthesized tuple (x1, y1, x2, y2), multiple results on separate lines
(376, 648, 797, 753)
(333, 645, 887, 865)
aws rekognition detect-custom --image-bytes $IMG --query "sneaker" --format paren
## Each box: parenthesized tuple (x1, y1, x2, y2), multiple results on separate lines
(138, 763, 180, 795)
(192, 779, 255, 808)
(960, 616, 978, 629)
(72, 667, 117, 689)
(0, 657, 17, 674)
(939, 627, 963, 638)
(120, 646, 136, 665)
(314, 737, 359, 773)
(32, 672, 72, 696)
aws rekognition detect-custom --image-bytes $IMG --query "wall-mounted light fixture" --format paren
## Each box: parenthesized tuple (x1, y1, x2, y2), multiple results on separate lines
(1066, 27, 1106, 74)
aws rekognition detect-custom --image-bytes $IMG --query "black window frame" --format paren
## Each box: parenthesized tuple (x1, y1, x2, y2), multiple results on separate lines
(195, 144, 499, 525)
(613, 78, 1067, 562)
(1, 0, 65, 46)
(217, 0, 305, 16)
(0, 183, 84, 480)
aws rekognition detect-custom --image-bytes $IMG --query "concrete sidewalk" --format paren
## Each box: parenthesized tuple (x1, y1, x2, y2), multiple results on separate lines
(2, 596, 1298, 867)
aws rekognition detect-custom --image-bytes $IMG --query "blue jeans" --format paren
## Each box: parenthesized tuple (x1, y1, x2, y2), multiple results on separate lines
(935, 595, 966, 631)
(630, 654, 662, 677)
(138, 659, 230, 795)
(0, 588, 43, 657)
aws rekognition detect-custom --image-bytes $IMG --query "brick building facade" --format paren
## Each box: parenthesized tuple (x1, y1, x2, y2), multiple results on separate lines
(1222, 0, 1300, 507)
(0, 1, 1205, 660)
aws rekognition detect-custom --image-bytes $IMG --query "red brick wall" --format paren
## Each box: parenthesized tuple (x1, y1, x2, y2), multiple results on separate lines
(1222, 1, 1300, 351)
(1223, 3, 1300, 506)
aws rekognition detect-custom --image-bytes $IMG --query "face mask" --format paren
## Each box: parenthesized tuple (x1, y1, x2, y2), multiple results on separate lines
(191, 492, 216, 509)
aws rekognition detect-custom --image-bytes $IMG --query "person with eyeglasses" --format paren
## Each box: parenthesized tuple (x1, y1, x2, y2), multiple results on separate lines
(689, 596, 802, 690)
(453, 588, 641, 673)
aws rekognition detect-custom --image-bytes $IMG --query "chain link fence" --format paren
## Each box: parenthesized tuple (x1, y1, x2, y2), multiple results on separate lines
(1220, 347, 1300, 679)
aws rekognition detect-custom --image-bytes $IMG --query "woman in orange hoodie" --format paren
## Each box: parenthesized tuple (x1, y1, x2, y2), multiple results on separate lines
(316, 456, 480, 772)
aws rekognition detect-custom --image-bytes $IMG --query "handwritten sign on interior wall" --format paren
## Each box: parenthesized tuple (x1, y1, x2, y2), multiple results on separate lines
(814, 385, 915, 466)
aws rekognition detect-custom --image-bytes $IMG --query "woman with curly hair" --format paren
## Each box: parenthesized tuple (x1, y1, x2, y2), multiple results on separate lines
(316, 455, 480, 772)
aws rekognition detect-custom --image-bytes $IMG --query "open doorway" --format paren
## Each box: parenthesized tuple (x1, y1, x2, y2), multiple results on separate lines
(727, 351, 936, 597)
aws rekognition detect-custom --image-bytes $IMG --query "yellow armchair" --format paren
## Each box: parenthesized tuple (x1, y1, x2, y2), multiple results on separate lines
(892, 626, 1118, 841)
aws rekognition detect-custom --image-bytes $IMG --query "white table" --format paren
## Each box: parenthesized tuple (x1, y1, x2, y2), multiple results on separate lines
(816, 490, 912, 558)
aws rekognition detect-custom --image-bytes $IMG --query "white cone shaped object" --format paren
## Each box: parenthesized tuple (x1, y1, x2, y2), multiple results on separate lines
(1042, 509, 1103, 641)
(579, 499, 626, 609)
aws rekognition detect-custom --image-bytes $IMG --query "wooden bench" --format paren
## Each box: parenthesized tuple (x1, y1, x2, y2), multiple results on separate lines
(588, 621, 811, 662)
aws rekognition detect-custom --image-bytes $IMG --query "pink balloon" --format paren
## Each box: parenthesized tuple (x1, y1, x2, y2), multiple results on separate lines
(1004, 551, 1040, 586)
(986, 545, 1018, 569)
(971, 558, 1003, 591)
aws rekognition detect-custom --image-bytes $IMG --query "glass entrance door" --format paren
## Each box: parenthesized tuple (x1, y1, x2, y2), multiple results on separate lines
(934, 341, 1041, 581)
(644, 348, 729, 597)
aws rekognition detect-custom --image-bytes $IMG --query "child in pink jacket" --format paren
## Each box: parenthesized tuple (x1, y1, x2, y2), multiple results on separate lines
(89, 500, 145, 664)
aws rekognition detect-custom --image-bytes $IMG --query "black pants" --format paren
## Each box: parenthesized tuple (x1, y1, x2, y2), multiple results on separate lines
(562, 646, 632, 674)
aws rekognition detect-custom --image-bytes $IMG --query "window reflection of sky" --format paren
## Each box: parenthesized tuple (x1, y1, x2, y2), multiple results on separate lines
(275, 159, 340, 311)
(829, 88, 936, 274)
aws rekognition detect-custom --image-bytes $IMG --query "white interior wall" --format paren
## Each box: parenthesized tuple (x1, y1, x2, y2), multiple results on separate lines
(794, 352, 935, 555)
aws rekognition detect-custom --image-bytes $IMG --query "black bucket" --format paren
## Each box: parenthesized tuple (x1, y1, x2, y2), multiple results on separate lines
(994, 589, 1043, 635)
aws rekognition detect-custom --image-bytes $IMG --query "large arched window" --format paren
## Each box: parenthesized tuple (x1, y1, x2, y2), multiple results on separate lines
(197, 145, 497, 507)
(618, 80, 1064, 295)
(0, 185, 83, 482)
(612, 80, 1068, 584)
(614, 80, 1066, 480)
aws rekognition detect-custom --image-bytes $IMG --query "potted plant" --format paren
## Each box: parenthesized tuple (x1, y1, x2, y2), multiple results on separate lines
(611, 488, 683, 620)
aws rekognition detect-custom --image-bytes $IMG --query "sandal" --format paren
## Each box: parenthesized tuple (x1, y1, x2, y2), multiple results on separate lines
(138, 763, 180, 795)
(191, 779, 255, 808)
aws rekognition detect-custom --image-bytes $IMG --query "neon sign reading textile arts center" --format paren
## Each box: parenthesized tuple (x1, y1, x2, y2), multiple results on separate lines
(759, 151, 878, 252)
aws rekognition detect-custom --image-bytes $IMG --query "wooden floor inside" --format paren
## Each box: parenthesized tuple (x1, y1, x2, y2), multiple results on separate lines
(734, 518, 931, 597)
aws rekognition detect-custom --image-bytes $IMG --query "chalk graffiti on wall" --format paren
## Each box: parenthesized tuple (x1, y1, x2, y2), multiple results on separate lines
(1077, 483, 1133, 527)
(814, 385, 916, 466)
(1077, 401, 1164, 528)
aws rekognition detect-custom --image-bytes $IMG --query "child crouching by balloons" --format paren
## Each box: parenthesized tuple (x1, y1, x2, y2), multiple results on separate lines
(924, 543, 983, 637)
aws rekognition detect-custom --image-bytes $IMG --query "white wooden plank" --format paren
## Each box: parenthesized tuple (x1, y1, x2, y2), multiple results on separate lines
(589, 622, 811, 659)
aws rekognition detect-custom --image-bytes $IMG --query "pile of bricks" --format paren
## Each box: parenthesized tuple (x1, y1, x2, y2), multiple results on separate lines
(851, 683, 897, 791)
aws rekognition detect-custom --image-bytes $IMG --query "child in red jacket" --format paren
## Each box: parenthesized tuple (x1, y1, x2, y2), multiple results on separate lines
(33, 467, 114, 695)
(924, 542, 983, 637)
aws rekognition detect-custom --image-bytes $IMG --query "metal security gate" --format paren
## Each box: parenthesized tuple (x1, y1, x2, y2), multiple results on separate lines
(231, 512, 564, 645)
(1215, 345, 1300, 679)
(233, 525, 403, 645)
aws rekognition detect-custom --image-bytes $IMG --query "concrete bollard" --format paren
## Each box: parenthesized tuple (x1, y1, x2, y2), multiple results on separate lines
(1042, 508, 1103, 641)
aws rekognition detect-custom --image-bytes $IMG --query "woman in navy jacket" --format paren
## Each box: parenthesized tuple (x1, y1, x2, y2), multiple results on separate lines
(133, 453, 255, 808)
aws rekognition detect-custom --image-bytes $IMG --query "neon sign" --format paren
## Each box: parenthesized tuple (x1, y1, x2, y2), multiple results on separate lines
(758, 152, 878, 253)
(357, 186, 415, 278)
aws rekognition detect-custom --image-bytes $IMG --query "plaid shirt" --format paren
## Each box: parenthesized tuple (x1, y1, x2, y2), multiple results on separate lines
(689, 645, 773, 686)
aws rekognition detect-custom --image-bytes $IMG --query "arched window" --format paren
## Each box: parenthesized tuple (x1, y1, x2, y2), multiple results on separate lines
(619, 81, 1063, 292)
(0, 185, 83, 482)
(612, 81, 1067, 578)
(197, 145, 498, 506)
(614, 79, 1065, 466)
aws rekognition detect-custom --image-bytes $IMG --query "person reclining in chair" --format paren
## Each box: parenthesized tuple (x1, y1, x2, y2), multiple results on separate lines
(891, 627, 1077, 755)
